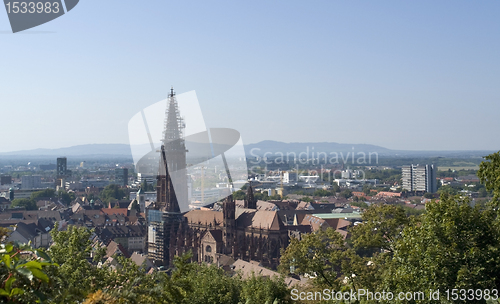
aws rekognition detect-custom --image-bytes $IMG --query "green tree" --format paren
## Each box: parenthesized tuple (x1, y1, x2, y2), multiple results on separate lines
(30, 188, 56, 200)
(350, 201, 369, 209)
(100, 184, 127, 204)
(10, 198, 36, 210)
(254, 191, 269, 201)
(49, 224, 108, 302)
(423, 192, 434, 199)
(313, 189, 333, 197)
(383, 194, 500, 303)
(401, 205, 426, 217)
(58, 189, 76, 205)
(478, 151, 500, 205)
(301, 196, 312, 203)
(104, 255, 160, 303)
(0, 243, 58, 303)
(340, 189, 352, 199)
(362, 184, 372, 196)
(232, 190, 246, 200)
(268, 194, 282, 201)
(438, 184, 459, 195)
(350, 204, 409, 253)
(240, 273, 292, 304)
(179, 263, 240, 304)
(279, 228, 348, 289)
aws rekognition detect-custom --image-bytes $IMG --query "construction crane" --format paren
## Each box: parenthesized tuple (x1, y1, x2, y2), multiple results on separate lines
(279, 169, 284, 199)
(201, 166, 205, 205)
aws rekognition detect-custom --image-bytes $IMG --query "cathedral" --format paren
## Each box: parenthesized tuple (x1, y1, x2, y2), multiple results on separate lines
(146, 88, 289, 269)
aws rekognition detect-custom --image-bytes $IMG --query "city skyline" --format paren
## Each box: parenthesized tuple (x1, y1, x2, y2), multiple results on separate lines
(1, 1, 499, 152)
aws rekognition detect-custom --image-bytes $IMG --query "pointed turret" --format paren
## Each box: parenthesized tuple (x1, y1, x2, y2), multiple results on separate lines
(223, 194, 235, 221)
(222, 194, 236, 255)
(245, 184, 256, 209)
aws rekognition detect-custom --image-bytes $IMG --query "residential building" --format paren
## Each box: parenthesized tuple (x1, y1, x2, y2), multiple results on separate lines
(7, 219, 55, 248)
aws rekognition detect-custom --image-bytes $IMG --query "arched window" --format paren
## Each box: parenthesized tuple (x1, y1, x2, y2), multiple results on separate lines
(205, 245, 212, 253)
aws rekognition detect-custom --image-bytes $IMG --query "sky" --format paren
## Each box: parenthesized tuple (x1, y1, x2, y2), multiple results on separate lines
(0, 0, 499, 152)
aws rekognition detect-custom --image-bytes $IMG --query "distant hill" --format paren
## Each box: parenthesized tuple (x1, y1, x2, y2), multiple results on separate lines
(244, 141, 495, 158)
(0, 142, 494, 159)
(0, 144, 132, 157)
(244, 140, 392, 156)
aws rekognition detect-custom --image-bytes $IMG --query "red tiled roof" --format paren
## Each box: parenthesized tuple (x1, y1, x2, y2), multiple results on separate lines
(101, 208, 128, 216)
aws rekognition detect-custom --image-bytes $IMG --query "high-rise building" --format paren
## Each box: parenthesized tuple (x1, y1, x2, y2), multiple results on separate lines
(115, 168, 129, 187)
(0, 175, 12, 185)
(402, 164, 437, 193)
(57, 157, 67, 178)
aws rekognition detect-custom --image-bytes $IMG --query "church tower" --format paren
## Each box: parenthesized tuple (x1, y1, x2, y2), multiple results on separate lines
(222, 194, 236, 255)
(147, 87, 188, 267)
(156, 145, 180, 212)
(244, 184, 256, 209)
(157, 87, 188, 210)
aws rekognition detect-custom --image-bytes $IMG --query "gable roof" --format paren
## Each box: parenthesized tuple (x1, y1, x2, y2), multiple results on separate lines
(37, 218, 54, 233)
(14, 222, 39, 240)
(105, 240, 129, 258)
(130, 252, 152, 268)
(25, 210, 62, 221)
(101, 208, 128, 216)
(236, 210, 283, 230)
(300, 214, 351, 235)
(201, 229, 223, 243)
(72, 202, 81, 213)
(184, 210, 223, 226)
(231, 259, 303, 287)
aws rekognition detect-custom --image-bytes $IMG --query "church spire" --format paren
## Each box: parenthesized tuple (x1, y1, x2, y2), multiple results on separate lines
(156, 86, 187, 213)
(163, 87, 184, 147)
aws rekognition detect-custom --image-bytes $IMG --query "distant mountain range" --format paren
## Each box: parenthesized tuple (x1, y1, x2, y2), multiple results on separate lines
(243, 141, 494, 158)
(0, 141, 495, 159)
(244, 140, 391, 156)
(0, 144, 133, 157)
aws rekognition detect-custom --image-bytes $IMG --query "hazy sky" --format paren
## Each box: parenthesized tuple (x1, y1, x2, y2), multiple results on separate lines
(0, 1, 499, 152)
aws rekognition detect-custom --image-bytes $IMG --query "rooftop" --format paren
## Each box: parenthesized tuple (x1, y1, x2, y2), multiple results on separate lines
(312, 212, 362, 220)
